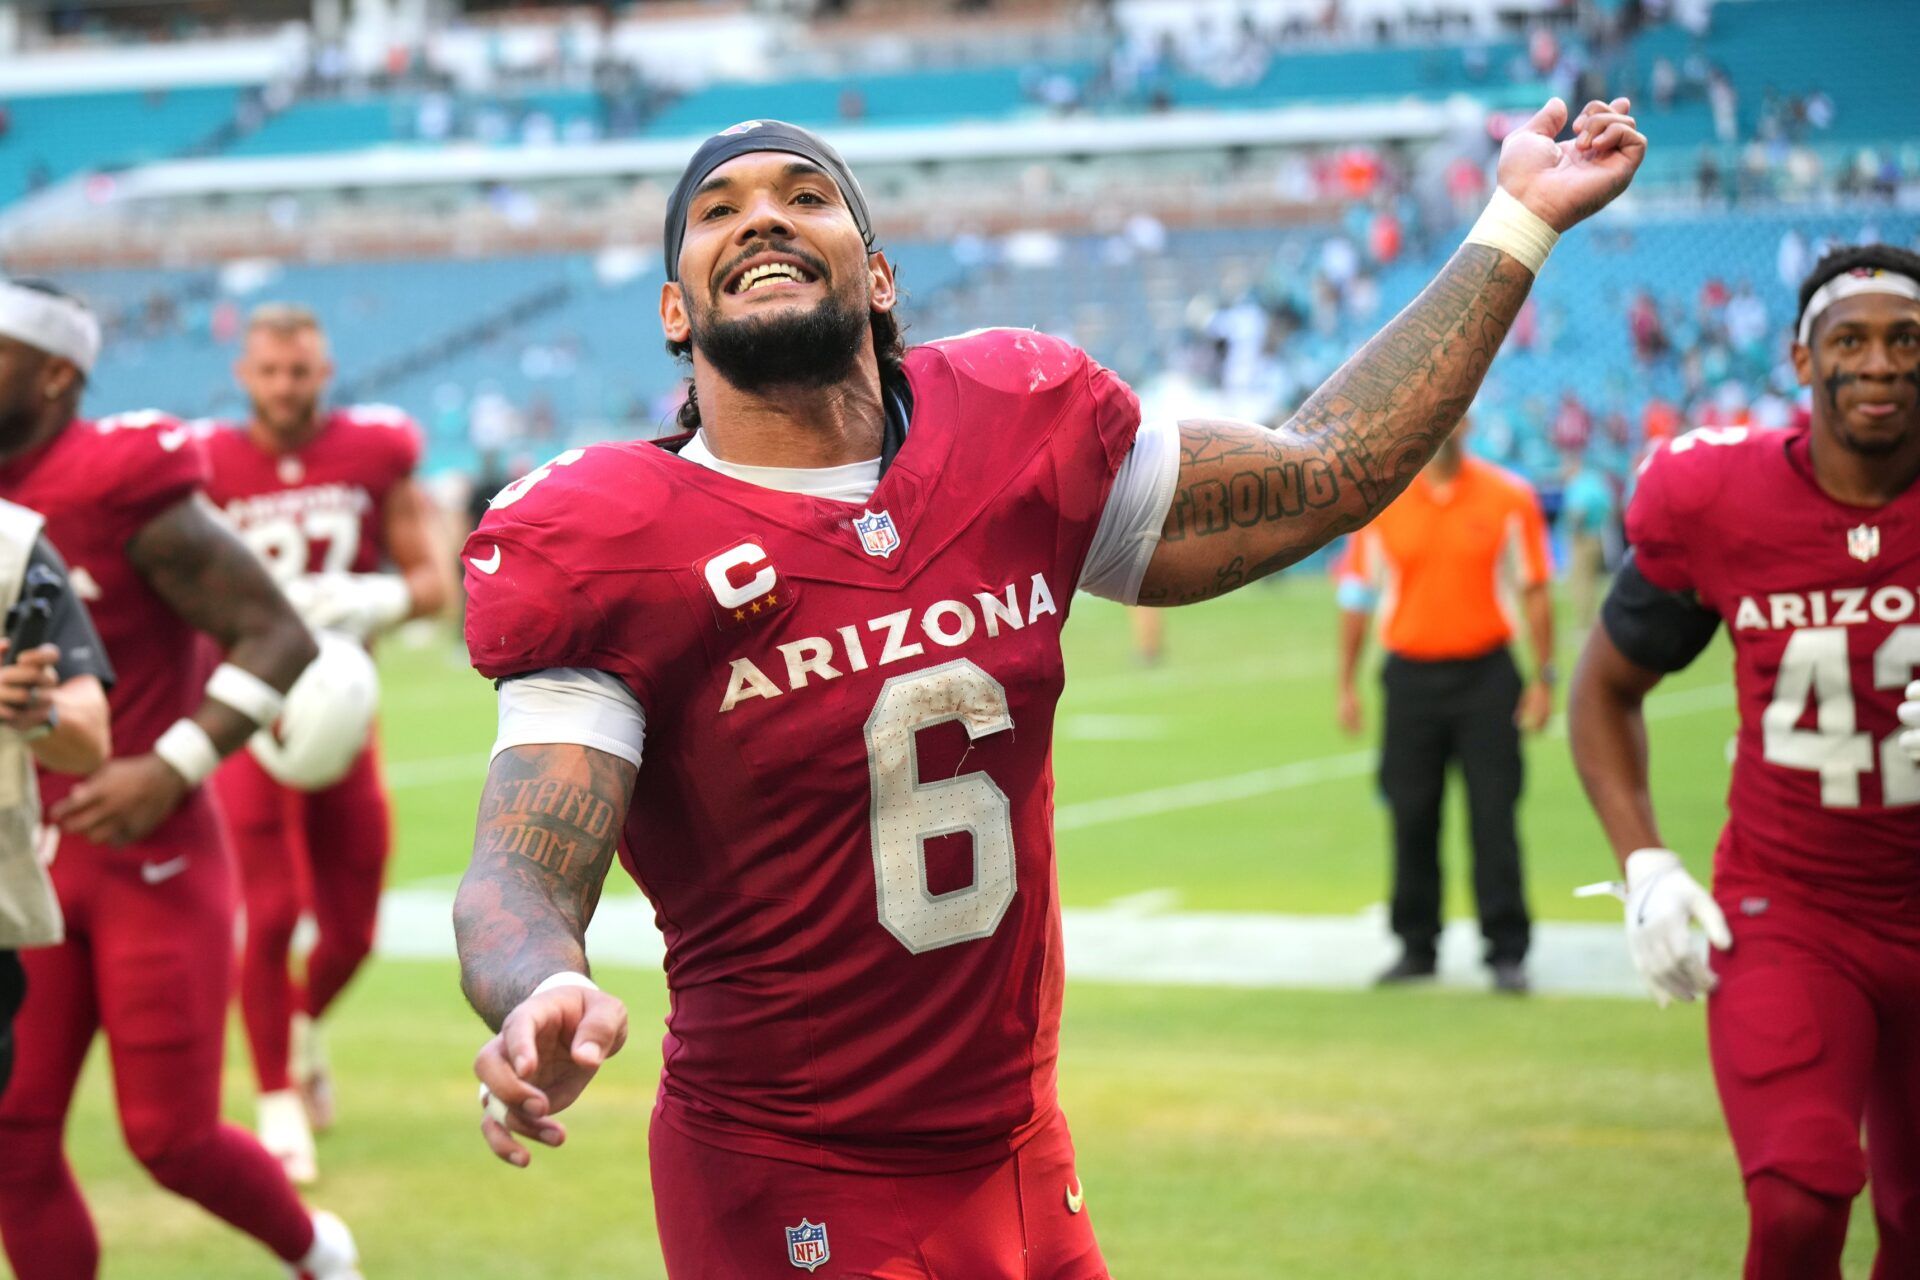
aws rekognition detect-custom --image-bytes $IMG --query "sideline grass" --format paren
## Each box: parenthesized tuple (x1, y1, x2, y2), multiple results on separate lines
(37, 579, 1866, 1277)
(62, 959, 1885, 1279)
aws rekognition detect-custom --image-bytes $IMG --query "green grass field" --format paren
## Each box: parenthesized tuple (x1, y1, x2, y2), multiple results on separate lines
(41, 579, 1883, 1277)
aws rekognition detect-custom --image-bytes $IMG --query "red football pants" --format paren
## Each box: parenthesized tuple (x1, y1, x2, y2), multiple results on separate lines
(0, 812, 314, 1278)
(1708, 873, 1920, 1280)
(649, 1103, 1108, 1279)
(214, 740, 390, 1093)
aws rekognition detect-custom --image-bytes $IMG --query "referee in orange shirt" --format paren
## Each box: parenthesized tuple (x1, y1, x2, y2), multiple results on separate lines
(1335, 427, 1555, 994)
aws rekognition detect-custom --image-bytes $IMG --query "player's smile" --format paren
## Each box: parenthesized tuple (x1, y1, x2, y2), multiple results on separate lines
(719, 251, 825, 299)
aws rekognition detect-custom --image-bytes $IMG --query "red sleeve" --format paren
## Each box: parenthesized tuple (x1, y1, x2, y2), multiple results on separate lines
(1624, 442, 1697, 594)
(462, 453, 620, 683)
(1086, 355, 1143, 477)
(95, 412, 208, 525)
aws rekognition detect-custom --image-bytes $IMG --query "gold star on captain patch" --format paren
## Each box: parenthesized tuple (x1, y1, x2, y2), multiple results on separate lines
(765, 593, 778, 606)
(749, 601, 761, 614)
(733, 609, 746, 621)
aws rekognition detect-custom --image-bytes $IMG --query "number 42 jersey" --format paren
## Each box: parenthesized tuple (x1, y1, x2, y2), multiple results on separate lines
(1627, 426, 1920, 923)
(465, 331, 1143, 1173)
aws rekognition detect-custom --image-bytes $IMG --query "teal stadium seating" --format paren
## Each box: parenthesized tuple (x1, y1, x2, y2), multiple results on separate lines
(0, 84, 241, 204)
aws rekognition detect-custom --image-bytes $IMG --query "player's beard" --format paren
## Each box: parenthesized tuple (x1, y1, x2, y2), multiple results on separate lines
(689, 290, 870, 394)
(252, 395, 319, 441)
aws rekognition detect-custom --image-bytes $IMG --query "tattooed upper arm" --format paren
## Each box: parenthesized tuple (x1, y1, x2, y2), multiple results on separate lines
(1136, 244, 1533, 606)
(454, 742, 637, 1029)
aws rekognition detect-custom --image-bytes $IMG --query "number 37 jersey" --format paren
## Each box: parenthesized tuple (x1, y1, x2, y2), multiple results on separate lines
(465, 331, 1142, 1172)
(199, 406, 423, 584)
(1627, 427, 1920, 919)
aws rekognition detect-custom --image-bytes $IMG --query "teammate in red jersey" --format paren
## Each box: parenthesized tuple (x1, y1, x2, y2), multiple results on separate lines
(456, 100, 1644, 1276)
(202, 303, 453, 1183)
(0, 282, 362, 1278)
(1570, 244, 1920, 1280)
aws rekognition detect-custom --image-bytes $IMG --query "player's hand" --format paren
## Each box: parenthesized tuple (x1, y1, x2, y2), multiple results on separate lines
(1622, 847, 1731, 1008)
(283, 572, 411, 641)
(51, 752, 191, 846)
(1336, 685, 1364, 737)
(473, 984, 629, 1168)
(1513, 680, 1553, 733)
(0, 640, 61, 733)
(1497, 96, 1646, 233)
(1898, 679, 1920, 764)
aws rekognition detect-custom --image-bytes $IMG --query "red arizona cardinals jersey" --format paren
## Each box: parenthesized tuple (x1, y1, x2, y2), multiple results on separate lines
(199, 405, 422, 584)
(465, 330, 1141, 1172)
(1628, 425, 1920, 923)
(0, 412, 219, 843)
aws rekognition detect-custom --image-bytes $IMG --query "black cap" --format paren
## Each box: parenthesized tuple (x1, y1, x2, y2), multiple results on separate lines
(662, 120, 875, 284)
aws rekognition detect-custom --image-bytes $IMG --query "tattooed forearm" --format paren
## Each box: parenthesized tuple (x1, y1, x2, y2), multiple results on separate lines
(1140, 244, 1532, 603)
(454, 743, 636, 1030)
(130, 495, 318, 752)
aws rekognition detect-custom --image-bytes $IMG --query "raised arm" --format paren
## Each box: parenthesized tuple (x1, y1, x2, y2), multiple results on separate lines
(455, 742, 635, 1167)
(1138, 97, 1645, 606)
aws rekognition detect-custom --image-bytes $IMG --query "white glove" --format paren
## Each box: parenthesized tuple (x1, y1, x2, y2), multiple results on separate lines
(1624, 848, 1732, 1008)
(1899, 679, 1920, 764)
(282, 573, 412, 642)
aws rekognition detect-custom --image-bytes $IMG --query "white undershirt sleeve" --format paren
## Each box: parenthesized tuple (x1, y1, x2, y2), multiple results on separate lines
(492, 668, 647, 767)
(1077, 417, 1182, 604)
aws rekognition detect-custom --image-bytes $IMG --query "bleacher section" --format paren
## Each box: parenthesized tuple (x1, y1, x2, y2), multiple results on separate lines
(63, 208, 1920, 481)
(0, 84, 242, 204)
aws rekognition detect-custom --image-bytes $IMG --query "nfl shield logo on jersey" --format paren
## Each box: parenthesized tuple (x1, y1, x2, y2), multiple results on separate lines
(1848, 524, 1881, 563)
(785, 1219, 830, 1272)
(854, 508, 901, 559)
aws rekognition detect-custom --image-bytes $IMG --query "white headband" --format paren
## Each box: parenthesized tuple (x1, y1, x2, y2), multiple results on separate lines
(1797, 268, 1920, 345)
(0, 281, 100, 375)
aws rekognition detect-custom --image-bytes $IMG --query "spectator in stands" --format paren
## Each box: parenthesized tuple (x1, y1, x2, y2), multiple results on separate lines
(1335, 425, 1556, 995)
(1551, 389, 1592, 453)
(1628, 289, 1669, 362)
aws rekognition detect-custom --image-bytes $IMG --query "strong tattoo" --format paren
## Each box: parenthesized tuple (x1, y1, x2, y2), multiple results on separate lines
(1142, 244, 1531, 604)
(454, 745, 635, 1029)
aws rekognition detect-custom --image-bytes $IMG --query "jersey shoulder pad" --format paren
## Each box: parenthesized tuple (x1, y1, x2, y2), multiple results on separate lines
(84, 411, 208, 511)
(1634, 424, 1782, 517)
(914, 328, 1092, 397)
(340, 402, 416, 429)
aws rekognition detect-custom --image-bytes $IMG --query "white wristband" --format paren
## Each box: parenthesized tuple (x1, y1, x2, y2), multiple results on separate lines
(153, 718, 221, 786)
(206, 662, 286, 727)
(531, 971, 598, 998)
(1464, 187, 1560, 276)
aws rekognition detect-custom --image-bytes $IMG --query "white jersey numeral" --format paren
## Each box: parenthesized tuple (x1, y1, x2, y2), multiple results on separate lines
(240, 510, 362, 585)
(490, 449, 585, 509)
(1761, 625, 1920, 808)
(1873, 625, 1920, 806)
(863, 659, 1017, 954)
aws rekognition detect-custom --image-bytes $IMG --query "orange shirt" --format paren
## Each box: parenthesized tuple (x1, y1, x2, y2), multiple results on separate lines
(1337, 457, 1551, 661)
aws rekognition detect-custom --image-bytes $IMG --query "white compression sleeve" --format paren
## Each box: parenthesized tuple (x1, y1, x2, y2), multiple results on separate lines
(492, 668, 646, 766)
(1078, 418, 1182, 604)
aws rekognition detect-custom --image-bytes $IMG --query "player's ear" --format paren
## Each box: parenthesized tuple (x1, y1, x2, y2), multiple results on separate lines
(41, 358, 80, 403)
(867, 251, 897, 315)
(660, 281, 691, 344)
(1790, 340, 1813, 387)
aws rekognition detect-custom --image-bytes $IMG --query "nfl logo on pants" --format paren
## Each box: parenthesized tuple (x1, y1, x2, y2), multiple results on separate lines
(786, 1219, 830, 1272)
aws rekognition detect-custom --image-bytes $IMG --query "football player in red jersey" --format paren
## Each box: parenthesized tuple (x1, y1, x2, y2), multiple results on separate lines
(0, 282, 362, 1278)
(1571, 244, 1920, 1280)
(203, 303, 453, 1183)
(456, 98, 1644, 1277)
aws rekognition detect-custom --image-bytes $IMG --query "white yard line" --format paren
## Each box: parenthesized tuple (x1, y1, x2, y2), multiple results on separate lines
(375, 887, 1646, 997)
